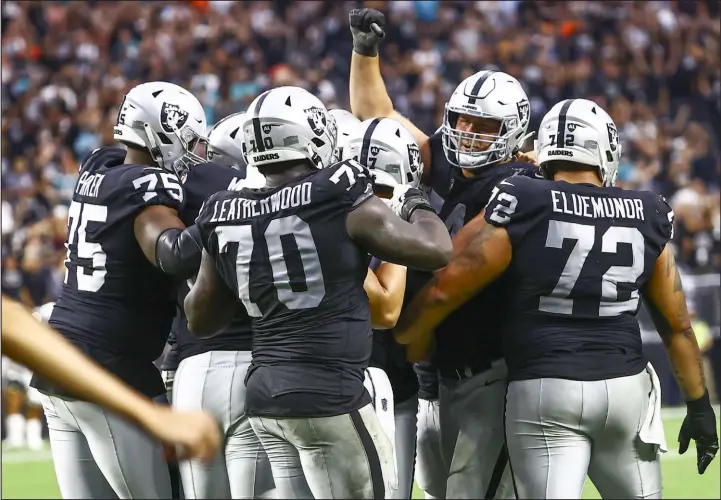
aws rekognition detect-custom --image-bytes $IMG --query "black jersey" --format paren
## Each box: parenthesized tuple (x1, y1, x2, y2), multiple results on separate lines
(422, 130, 540, 377)
(174, 162, 254, 363)
(33, 146, 183, 398)
(196, 160, 375, 417)
(484, 176, 675, 381)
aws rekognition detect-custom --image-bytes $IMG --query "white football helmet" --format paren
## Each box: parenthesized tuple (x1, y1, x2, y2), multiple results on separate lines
(536, 98, 622, 186)
(329, 109, 361, 163)
(113, 81, 207, 175)
(207, 112, 248, 170)
(32, 302, 55, 323)
(342, 117, 423, 190)
(442, 70, 532, 170)
(243, 86, 337, 170)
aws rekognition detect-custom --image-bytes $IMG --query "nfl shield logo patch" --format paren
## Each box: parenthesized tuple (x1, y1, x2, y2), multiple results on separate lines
(381, 398, 388, 412)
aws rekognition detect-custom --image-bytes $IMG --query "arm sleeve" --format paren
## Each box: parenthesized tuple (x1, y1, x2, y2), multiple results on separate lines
(155, 224, 203, 279)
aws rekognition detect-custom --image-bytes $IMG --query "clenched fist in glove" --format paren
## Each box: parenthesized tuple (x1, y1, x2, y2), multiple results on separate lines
(678, 390, 719, 474)
(349, 8, 386, 57)
(385, 185, 435, 222)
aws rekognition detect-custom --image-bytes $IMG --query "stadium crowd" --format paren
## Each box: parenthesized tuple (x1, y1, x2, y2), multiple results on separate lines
(2, 0, 720, 309)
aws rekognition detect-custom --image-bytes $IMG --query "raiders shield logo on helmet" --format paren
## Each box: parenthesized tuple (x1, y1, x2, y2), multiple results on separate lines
(606, 123, 619, 152)
(304, 106, 327, 137)
(160, 102, 189, 134)
(407, 143, 421, 172)
(516, 99, 531, 127)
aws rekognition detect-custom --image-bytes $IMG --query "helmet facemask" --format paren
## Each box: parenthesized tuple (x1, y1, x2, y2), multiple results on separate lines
(442, 106, 519, 169)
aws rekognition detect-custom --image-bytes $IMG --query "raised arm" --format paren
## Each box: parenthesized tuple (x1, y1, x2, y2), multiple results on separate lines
(349, 8, 432, 180)
(642, 245, 718, 473)
(347, 190, 452, 272)
(393, 214, 511, 359)
(185, 249, 239, 338)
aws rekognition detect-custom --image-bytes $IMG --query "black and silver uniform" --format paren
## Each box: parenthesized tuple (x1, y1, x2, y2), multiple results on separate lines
(421, 130, 540, 380)
(172, 162, 254, 365)
(484, 175, 674, 381)
(32, 146, 184, 398)
(196, 160, 375, 417)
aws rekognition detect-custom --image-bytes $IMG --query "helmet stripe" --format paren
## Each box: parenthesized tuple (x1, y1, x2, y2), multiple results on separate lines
(467, 71, 494, 105)
(252, 90, 272, 152)
(556, 99, 576, 148)
(360, 118, 382, 167)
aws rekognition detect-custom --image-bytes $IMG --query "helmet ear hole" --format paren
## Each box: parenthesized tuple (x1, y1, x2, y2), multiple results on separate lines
(311, 137, 325, 149)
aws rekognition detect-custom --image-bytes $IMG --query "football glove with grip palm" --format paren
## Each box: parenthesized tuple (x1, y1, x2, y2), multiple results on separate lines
(678, 390, 719, 474)
(385, 185, 435, 222)
(349, 8, 386, 57)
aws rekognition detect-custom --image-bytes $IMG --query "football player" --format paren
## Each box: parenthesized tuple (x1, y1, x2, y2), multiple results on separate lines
(185, 86, 452, 499)
(395, 99, 719, 498)
(342, 117, 426, 500)
(349, 8, 536, 498)
(29, 81, 209, 499)
(170, 111, 276, 499)
(2, 296, 221, 463)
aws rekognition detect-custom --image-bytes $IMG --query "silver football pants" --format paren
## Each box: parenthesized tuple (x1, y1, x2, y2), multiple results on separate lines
(173, 351, 276, 499)
(505, 370, 662, 499)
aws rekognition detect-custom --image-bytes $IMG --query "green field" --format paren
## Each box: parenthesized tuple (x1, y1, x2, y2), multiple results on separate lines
(2, 409, 719, 499)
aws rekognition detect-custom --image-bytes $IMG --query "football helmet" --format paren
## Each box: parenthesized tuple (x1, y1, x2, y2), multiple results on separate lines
(442, 70, 531, 170)
(243, 86, 337, 170)
(207, 112, 248, 170)
(342, 117, 423, 190)
(329, 109, 361, 163)
(113, 81, 207, 175)
(536, 98, 622, 186)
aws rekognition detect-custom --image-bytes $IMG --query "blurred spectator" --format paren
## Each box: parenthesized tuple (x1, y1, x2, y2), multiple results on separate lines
(1, 0, 720, 310)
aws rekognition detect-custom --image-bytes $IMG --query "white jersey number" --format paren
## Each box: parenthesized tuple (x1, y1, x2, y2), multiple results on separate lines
(215, 215, 326, 317)
(64, 200, 108, 292)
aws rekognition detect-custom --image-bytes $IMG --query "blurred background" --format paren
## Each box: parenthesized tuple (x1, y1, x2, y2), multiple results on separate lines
(1, 1, 719, 494)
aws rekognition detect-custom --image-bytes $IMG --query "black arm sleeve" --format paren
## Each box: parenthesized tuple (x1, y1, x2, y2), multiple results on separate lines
(155, 224, 203, 279)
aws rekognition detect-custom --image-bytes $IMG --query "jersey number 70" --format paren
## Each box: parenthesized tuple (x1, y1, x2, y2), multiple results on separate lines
(214, 215, 326, 316)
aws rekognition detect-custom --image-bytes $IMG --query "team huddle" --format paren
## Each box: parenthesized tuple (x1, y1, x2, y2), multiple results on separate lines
(28, 8, 717, 500)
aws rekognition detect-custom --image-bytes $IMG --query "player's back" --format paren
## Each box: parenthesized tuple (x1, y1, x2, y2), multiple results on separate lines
(485, 175, 674, 382)
(196, 159, 374, 417)
(46, 146, 183, 397)
(174, 162, 254, 362)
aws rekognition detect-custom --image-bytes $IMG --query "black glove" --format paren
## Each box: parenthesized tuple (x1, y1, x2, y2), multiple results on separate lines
(349, 8, 386, 57)
(678, 391, 719, 474)
(390, 186, 434, 222)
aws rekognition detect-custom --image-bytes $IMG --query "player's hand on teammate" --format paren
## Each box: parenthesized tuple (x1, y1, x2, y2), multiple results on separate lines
(349, 8, 386, 57)
(386, 185, 434, 222)
(144, 406, 222, 464)
(678, 392, 719, 474)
